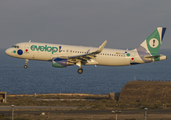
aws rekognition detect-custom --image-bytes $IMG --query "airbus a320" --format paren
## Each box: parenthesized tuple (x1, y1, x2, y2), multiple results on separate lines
(5, 27, 167, 74)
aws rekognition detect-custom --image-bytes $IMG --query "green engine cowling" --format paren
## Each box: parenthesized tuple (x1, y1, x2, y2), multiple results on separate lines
(52, 57, 74, 68)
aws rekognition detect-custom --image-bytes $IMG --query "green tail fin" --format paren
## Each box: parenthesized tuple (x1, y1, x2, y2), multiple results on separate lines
(139, 27, 166, 56)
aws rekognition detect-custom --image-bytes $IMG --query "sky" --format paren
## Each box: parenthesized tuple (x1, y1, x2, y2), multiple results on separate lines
(1, 0, 171, 49)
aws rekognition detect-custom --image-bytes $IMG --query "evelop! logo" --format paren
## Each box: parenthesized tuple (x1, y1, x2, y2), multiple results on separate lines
(30, 45, 58, 54)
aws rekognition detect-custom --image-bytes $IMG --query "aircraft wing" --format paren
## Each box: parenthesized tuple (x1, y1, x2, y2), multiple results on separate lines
(59, 40, 107, 64)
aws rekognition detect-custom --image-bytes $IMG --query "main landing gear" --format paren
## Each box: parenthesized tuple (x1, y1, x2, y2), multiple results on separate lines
(76, 61, 83, 74)
(78, 68, 83, 74)
(24, 59, 29, 69)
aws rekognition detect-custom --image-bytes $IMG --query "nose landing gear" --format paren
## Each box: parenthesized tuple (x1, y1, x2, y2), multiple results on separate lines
(24, 65, 28, 69)
(24, 59, 29, 69)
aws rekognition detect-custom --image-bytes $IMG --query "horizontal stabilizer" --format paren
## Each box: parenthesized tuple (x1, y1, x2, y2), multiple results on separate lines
(144, 54, 160, 58)
(144, 54, 167, 61)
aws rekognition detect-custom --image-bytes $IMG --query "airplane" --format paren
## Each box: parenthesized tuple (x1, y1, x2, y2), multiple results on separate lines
(5, 27, 167, 74)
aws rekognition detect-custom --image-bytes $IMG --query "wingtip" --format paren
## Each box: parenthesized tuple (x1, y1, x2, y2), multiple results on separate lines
(103, 40, 107, 46)
(97, 40, 107, 52)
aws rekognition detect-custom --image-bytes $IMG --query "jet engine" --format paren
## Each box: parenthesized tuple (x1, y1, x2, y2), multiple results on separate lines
(52, 57, 74, 68)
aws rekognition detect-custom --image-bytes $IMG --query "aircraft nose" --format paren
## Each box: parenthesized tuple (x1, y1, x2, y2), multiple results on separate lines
(5, 48, 11, 55)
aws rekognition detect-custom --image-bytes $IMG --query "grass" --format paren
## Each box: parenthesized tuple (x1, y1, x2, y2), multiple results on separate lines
(0, 118, 30, 120)
(36, 94, 108, 99)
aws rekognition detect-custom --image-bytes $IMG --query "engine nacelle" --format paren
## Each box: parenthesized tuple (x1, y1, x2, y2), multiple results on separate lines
(52, 57, 74, 68)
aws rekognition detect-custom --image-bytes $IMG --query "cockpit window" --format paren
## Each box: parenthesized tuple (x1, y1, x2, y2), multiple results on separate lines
(12, 45, 19, 48)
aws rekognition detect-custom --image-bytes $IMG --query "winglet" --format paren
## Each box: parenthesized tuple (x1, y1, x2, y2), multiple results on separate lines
(96, 40, 107, 53)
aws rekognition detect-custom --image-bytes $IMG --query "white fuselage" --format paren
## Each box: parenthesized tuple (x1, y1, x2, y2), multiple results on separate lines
(5, 42, 145, 66)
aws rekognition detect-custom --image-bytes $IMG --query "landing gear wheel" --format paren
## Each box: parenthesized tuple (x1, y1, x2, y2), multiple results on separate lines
(24, 65, 28, 69)
(78, 68, 83, 74)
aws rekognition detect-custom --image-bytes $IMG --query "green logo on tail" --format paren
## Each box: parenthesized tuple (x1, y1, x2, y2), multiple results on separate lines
(146, 29, 161, 61)
(146, 29, 160, 55)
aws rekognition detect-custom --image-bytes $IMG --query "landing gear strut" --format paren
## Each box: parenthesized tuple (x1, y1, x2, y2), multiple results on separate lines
(24, 59, 29, 69)
(76, 61, 83, 74)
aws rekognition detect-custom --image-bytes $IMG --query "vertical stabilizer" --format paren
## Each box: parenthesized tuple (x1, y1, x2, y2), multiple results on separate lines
(138, 27, 166, 55)
(136, 27, 166, 62)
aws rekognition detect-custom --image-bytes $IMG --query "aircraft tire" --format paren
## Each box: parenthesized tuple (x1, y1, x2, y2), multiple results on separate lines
(78, 68, 83, 74)
(24, 65, 28, 69)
